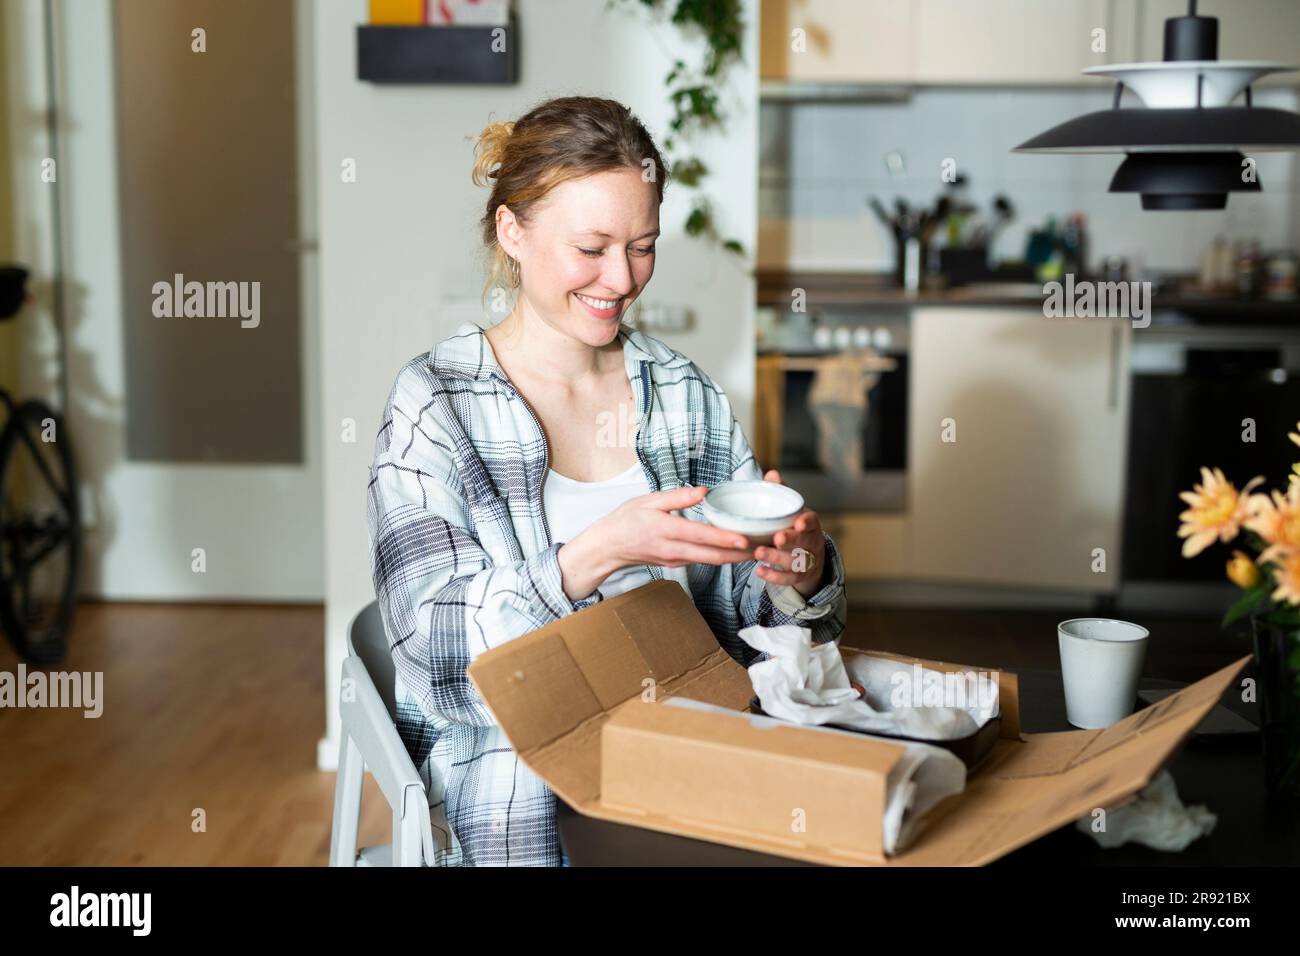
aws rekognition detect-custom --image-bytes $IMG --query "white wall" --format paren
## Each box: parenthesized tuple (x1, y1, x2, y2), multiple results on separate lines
(314, 0, 760, 766)
(1, 0, 325, 601)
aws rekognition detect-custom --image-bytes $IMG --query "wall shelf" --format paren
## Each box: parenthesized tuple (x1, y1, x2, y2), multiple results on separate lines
(357, 16, 518, 85)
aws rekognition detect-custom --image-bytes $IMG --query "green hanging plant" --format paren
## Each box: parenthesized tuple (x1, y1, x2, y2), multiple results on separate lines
(610, 0, 746, 257)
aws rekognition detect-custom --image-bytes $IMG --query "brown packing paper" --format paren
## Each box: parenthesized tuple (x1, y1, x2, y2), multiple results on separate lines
(468, 579, 1250, 866)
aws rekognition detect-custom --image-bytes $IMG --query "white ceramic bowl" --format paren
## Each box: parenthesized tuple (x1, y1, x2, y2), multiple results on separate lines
(700, 480, 804, 545)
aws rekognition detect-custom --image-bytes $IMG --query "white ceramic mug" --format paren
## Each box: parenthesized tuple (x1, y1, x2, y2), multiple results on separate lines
(1057, 618, 1149, 729)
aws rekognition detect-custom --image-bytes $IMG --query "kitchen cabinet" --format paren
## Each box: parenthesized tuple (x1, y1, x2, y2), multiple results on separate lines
(907, 307, 1131, 592)
(760, 0, 1132, 86)
(760, 0, 918, 84)
(760, 0, 1300, 88)
(819, 512, 911, 578)
(1136, 0, 1300, 88)
(912, 0, 1128, 85)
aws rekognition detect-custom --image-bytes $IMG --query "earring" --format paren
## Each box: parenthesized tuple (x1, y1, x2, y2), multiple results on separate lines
(508, 256, 520, 285)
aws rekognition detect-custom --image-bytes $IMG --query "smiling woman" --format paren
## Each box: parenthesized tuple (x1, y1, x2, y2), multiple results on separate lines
(469, 95, 668, 325)
(365, 95, 848, 867)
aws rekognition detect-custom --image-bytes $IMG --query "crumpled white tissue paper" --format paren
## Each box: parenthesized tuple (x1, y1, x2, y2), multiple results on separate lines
(737, 623, 1000, 740)
(1074, 769, 1217, 852)
(728, 623, 1004, 854)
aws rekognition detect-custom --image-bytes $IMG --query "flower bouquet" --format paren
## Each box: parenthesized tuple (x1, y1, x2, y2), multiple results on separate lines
(1178, 422, 1300, 796)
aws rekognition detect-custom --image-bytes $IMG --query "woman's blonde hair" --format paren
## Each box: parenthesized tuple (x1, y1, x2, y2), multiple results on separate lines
(470, 96, 670, 319)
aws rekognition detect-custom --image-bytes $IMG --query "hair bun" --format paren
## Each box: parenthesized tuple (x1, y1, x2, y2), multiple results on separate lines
(471, 119, 515, 187)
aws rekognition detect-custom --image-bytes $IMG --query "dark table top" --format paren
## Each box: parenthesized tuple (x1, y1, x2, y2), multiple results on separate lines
(557, 669, 1300, 866)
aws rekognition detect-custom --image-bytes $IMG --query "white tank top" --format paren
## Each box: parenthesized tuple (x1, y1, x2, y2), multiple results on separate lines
(542, 461, 655, 600)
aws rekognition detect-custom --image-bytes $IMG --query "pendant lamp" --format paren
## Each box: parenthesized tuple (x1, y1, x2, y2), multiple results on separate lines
(1013, 0, 1300, 210)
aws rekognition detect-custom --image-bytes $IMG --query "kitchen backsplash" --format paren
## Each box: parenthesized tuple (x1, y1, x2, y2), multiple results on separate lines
(758, 86, 1300, 275)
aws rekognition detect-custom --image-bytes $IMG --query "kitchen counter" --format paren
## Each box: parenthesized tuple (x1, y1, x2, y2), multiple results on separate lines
(756, 270, 1300, 323)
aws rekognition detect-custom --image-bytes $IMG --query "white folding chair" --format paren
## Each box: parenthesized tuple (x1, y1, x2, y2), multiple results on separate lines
(329, 600, 436, 866)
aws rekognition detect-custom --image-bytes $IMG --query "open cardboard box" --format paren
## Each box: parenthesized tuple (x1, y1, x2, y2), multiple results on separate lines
(468, 580, 1251, 866)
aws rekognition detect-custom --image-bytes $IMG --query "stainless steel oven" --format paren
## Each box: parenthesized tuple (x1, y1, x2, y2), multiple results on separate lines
(754, 307, 910, 513)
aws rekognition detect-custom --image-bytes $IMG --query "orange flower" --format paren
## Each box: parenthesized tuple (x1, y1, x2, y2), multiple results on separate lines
(1245, 482, 1300, 565)
(1225, 550, 1260, 589)
(1267, 550, 1300, 607)
(1177, 467, 1264, 558)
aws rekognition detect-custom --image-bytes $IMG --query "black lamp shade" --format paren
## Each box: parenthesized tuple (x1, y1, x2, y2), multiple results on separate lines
(1014, 107, 1300, 153)
(1108, 152, 1261, 210)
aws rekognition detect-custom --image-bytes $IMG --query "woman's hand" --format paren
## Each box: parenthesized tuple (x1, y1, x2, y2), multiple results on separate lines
(557, 485, 754, 602)
(752, 469, 828, 600)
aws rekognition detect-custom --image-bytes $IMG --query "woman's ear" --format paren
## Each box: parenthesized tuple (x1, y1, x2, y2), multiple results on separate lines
(495, 203, 523, 261)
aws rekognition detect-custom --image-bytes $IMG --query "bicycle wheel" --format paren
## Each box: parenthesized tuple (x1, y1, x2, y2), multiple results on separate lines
(0, 399, 82, 665)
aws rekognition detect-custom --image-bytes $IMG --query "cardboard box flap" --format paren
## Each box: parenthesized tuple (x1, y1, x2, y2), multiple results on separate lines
(887, 654, 1252, 865)
(468, 580, 754, 812)
(1065, 655, 1249, 768)
(991, 655, 1250, 778)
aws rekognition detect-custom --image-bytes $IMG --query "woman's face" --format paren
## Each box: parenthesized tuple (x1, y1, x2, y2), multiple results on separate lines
(498, 166, 659, 347)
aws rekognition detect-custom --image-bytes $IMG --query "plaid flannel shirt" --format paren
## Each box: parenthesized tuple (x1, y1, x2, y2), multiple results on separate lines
(366, 320, 848, 866)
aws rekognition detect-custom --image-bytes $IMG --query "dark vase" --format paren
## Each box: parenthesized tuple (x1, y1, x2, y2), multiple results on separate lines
(1250, 616, 1300, 797)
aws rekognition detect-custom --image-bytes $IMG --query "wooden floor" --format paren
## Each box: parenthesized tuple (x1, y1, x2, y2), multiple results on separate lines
(0, 602, 389, 866)
(0, 598, 1245, 865)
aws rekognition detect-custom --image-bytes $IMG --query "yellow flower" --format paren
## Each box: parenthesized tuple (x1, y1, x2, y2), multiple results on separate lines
(1290, 422, 1300, 450)
(1226, 550, 1260, 589)
(1245, 482, 1300, 564)
(1268, 550, 1300, 606)
(1177, 467, 1265, 558)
